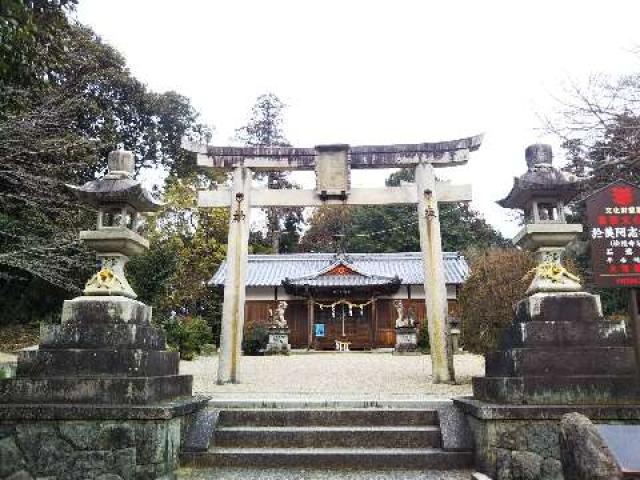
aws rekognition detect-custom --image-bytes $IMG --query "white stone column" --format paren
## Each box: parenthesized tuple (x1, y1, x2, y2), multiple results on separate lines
(415, 162, 455, 383)
(217, 166, 252, 384)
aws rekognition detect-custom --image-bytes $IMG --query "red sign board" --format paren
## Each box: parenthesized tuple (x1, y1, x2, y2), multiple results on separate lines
(586, 180, 640, 288)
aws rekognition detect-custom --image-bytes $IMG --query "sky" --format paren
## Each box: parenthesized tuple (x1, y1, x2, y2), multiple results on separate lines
(75, 0, 640, 238)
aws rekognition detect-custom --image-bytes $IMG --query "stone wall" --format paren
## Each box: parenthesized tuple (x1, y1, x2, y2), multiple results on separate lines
(456, 398, 640, 480)
(0, 417, 182, 480)
(466, 416, 563, 480)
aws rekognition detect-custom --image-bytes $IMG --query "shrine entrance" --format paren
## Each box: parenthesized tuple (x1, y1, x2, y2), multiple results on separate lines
(313, 301, 372, 350)
(184, 136, 483, 385)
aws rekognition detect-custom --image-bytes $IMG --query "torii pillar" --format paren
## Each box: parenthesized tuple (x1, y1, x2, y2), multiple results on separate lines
(185, 136, 482, 384)
(416, 162, 455, 382)
(218, 166, 252, 384)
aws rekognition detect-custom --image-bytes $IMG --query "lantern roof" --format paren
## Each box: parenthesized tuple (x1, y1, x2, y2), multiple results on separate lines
(66, 150, 163, 212)
(498, 144, 579, 210)
(67, 179, 163, 212)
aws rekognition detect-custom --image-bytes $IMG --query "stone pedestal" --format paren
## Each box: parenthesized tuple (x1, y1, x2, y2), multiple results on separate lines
(473, 291, 640, 405)
(394, 326, 418, 354)
(462, 291, 640, 479)
(0, 296, 207, 479)
(265, 327, 290, 355)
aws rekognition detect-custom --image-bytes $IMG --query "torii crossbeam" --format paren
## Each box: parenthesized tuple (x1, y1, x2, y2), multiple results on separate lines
(184, 135, 483, 384)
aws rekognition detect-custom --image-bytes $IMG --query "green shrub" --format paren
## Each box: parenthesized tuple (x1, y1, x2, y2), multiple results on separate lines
(163, 316, 213, 360)
(200, 343, 216, 356)
(242, 324, 268, 355)
(417, 322, 430, 353)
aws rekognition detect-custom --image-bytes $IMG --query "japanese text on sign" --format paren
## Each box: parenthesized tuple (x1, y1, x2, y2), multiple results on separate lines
(586, 181, 640, 287)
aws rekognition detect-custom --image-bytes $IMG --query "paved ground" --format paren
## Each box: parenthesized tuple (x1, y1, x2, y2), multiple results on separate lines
(180, 352, 484, 399)
(177, 467, 473, 479)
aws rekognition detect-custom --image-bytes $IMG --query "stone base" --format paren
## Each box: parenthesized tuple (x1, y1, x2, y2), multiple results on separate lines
(455, 397, 640, 480)
(476, 291, 640, 405)
(0, 296, 191, 405)
(265, 328, 291, 355)
(61, 296, 152, 325)
(0, 375, 193, 405)
(394, 327, 418, 353)
(0, 294, 204, 478)
(0, 396, 208, 480)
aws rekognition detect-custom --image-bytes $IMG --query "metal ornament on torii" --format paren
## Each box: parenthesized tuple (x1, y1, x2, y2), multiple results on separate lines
(184, 135, 483, 384)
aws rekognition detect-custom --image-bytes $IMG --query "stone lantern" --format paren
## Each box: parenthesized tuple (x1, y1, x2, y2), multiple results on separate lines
(67, 150, 163, 298)
(0, 150, 201, 479)
(498, 144, 583, 293)
(460, 143, 640, 478)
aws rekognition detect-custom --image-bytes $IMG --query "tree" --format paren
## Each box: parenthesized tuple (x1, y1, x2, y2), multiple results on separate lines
(235, 93, 303, 253)
(299, 168, 506, 253)
(0, 14, 210, 324)
(128, 175, 228, 344)
(0, 0, 77, 91)
(544, 75, 640, 202)
(299, 207, 351, 253)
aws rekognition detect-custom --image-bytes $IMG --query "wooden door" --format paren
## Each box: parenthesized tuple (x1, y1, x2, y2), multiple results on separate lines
(312, 301, 372, 350)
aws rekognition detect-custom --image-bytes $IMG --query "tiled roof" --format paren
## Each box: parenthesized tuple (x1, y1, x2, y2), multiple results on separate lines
(210, 252, 469, 287)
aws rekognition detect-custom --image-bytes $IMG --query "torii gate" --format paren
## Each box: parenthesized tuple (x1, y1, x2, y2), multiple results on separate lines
(184, 135, 483, 384)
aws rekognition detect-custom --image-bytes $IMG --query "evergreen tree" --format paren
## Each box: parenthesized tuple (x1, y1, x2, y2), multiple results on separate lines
(0, 10, 210, 324)
(235, 93, 303, 253)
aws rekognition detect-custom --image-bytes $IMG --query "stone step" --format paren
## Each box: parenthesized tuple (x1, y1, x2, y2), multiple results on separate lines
(500, 321, 630, 349)
(40, 323, 166, 350)
(218, 408, 439, 427)
(473, 375, 640, 405)
(16, 349, 180, 377)
(485, 347, 637, 377)
(0, 375, 192, 404)
(215, 425, 442, 449)
(182, 447, 473, 469)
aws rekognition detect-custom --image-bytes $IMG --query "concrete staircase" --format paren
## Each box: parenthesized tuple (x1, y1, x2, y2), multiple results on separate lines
(182, 407, 473, 469)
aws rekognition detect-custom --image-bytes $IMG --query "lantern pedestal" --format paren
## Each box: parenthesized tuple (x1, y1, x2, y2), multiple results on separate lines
(460, 290, 640, 479)
(0, 295, 207, 479)
(473, 291, 640, 405)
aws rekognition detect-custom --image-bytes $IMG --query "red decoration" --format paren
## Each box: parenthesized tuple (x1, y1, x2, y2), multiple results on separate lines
(325, 264, 356, 276)
(612, 186, 634, 206)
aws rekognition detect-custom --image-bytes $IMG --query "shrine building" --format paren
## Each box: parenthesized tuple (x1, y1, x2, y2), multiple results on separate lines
(210, 251, 468, 350)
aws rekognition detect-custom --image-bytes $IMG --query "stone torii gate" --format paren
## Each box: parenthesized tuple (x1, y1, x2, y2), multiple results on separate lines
(184, 136, 483, 385)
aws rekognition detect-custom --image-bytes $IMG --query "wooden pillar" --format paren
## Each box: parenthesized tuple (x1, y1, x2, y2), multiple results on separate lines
(415, 162, 455, 384)
(217, 166, 252, 384)
(307, 297, 314, 350)
(372, 296, 378, 349)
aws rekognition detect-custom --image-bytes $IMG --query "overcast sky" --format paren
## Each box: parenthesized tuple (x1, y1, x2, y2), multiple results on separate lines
(76, 1, 640, 238)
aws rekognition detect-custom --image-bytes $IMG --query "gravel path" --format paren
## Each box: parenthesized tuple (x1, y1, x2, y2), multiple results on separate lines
(177, 467, 472, 479)
(180, 352, 484, 398)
